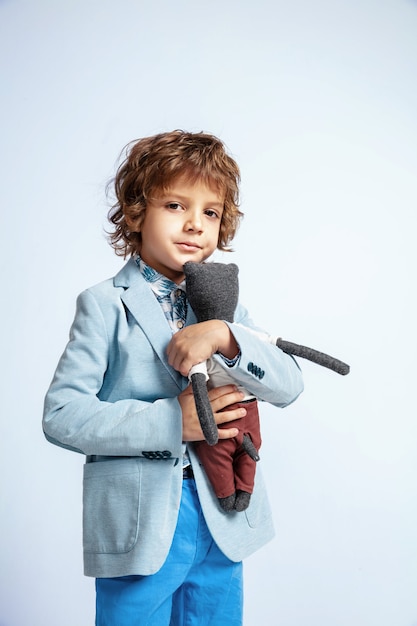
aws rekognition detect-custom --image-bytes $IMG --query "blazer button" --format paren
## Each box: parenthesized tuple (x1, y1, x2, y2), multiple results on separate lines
(247, 362, 265, 379)
(142, 450, 173, 460)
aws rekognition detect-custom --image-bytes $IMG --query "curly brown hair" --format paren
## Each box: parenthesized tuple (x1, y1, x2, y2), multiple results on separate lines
(107, 130, 243, 258)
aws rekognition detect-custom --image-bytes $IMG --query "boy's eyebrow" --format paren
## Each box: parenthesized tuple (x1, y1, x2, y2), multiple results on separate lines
(155, 192, 224, 209)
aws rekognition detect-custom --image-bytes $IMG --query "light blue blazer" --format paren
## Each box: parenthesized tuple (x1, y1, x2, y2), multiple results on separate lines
(43, 259, 303, 578)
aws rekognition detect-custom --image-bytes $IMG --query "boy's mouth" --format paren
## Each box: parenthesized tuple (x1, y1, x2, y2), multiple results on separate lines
(176, 241, 202, 251)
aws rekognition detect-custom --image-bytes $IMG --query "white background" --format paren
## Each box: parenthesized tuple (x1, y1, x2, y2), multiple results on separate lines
(1, 1, 417, 624)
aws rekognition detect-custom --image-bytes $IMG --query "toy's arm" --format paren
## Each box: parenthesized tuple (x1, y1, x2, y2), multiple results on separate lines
(186, 327, 241, 446)
(275, 338, 350, 376)
(188, 363, 219, 446)
(234, 324, 350, 376)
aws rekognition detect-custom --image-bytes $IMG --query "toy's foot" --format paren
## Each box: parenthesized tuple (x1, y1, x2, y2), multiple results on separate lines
(218, 491, 251, 512)
(218, 494, 236, 512)
(234, 490, 251, 512)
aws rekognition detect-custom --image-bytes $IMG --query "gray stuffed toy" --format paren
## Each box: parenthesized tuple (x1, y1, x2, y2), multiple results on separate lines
(184, 261, 349, 513)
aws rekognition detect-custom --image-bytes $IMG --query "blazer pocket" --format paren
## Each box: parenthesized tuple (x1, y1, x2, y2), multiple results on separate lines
(83, 458, 141, 554)
(243, 467, 272, 529)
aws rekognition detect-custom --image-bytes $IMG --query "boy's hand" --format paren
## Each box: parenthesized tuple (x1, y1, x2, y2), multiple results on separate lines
(167, 320, 239, 377)
(179, 384, 246, 441)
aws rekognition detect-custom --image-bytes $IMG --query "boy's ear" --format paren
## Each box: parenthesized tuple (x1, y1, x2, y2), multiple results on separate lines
(125, 214, 140, 233)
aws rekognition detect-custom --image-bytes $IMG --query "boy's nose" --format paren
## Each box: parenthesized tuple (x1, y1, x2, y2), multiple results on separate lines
(184, 210, 203, 232)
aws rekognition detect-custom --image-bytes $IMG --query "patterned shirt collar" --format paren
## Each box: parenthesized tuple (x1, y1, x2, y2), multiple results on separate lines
(135, 255, 185, 294)
(135, 255, 187, 332)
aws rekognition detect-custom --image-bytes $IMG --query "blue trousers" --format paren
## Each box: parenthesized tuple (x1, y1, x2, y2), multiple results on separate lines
(95, 478, 243, 625)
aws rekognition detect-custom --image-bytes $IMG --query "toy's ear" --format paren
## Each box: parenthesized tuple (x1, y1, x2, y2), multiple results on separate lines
(184, 262, 239, 322)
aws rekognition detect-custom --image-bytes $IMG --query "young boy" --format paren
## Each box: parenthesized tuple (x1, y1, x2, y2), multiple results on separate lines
(43, 130, 303, 625)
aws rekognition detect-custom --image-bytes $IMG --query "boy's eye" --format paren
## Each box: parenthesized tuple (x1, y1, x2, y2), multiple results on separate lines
(167, 202, 183, 210)
(205, 209, 220, 219)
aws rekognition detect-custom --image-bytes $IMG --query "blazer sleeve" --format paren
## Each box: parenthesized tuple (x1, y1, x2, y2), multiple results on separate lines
(213, 303, 304, 407)
(43, 289, 183, 458)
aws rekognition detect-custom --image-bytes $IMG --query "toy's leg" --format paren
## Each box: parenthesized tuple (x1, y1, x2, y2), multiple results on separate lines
(193, 437, 237, 502)
(228, 400, 261, 512)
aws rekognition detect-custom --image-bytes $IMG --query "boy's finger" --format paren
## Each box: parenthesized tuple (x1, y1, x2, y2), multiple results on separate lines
(217, 427, 239, 440)
(215, 406, 246, 425)
(211, 393, 246, 415)
(207, 384, 238, 400)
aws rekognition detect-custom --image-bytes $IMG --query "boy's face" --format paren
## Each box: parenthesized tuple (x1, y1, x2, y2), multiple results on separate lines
(136, 176, 224, 284)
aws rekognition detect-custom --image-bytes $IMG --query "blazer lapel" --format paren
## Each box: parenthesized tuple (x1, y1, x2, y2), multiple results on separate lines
(115, 259, 184, 390)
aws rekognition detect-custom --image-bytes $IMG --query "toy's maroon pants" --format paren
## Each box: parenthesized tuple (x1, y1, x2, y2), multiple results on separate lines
(193, 399, 261, 499)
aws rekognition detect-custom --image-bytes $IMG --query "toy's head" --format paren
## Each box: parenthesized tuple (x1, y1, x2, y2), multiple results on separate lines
(184, 262, 239, 323)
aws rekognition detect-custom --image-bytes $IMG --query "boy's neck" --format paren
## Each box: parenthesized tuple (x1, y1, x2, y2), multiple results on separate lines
(136, 255, 186, 286)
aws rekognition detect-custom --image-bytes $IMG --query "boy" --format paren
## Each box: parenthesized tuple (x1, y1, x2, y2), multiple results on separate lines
(43, 130, 303, 625)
